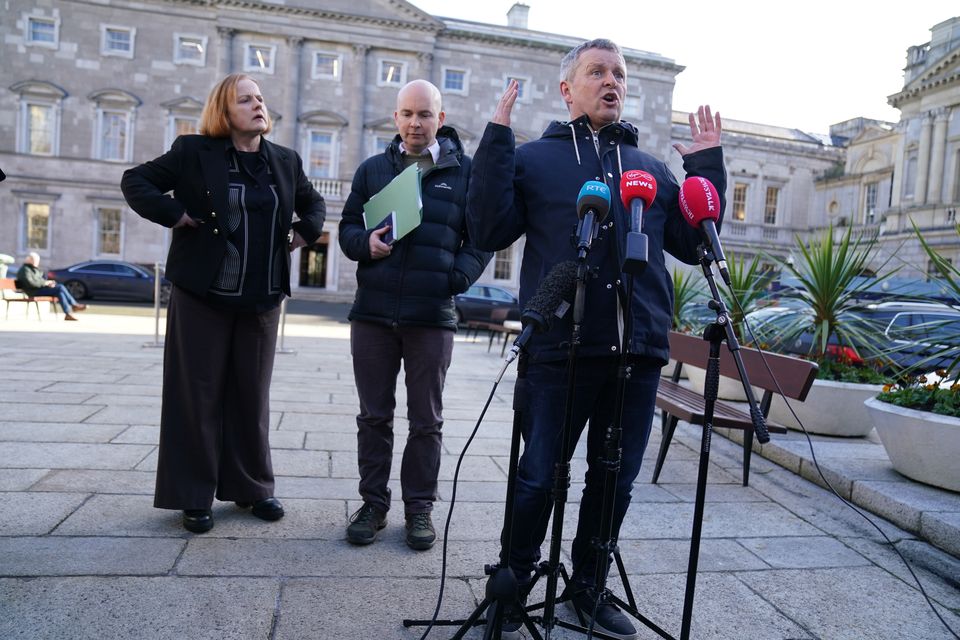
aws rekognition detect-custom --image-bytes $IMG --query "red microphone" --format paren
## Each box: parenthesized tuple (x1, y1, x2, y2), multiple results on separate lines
(679, 176, 729, 284)
(620, 170, 657, 275)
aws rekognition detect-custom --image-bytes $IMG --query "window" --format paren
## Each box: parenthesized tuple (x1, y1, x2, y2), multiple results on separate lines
(494, 248, 513, 280)
(864, 182, 878, 224)
(763, 186, 779, 225)
(372, 135, 393, 157)
(91, 90, 139, 162)
(306, 130, 336, 178)
(174, 34, 207, 66)
(244, 43, 276, 74)
(96, 207, 122, 255)
(443, 68, 468, 94)
(13, 81, 65, 156)
(97, 111, 131, 161)
(378, 60, 406, 87)
(24, 203, 51, 251)
(732, 183, 748, 221)
(101, 25, 135, 58)
(505, 76, 529, 101)
(168, 116, 198, 144)
(25, 15, 58, 47)
(312, 52, 341, 80)
(903, 154, 917, 199)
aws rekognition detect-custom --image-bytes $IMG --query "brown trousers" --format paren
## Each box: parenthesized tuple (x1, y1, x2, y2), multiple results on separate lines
(154, 286, 280, 510)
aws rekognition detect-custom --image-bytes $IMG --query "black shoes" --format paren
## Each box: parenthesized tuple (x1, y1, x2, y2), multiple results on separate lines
(346, 502, 387, 545)
(565, 588, 638, 640)
(182, 509, 213, 533)
(236, 497, 285, 521)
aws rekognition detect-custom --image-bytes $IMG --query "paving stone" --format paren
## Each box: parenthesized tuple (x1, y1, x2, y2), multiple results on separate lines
(736, 535, 872, 569)
(109, 425, 160, 444)
(921, 511, 960, 559)
(0, 468, 48, 491)
(329, 451, 507, 482)
(32, 469, 156, 495)
(0, 536, 184, 575)
(1, 492, 87, 535)
(52, 494, 182, 537)
(303, 430, 357, 451)
(659, 482, 771, 503)
(274, 476, 359, 500)
(0, 422, 126, 443)
(0, 442, 154, 470)
(271, 449, 330, 477)
(0, 404, 104, 422)
(738, 566, 960, 640)
(851, 480, 960, 536)
(617, 538, 770, 573)
(0, 577, 278, 640)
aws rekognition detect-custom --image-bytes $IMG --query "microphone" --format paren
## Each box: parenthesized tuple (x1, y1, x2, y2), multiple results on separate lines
(679, 176, 730, 285)
(575, 181, 611, 257)
(506, 260, 578, 363)
(619, 170, 657, 275)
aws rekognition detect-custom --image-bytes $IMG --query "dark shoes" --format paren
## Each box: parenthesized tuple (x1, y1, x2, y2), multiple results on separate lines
(346, 502, 387, 545)
(404, 512, 436, 550)
(73, 304, 87, 312)
(64, 314, 78, 321)
(236, 497, 285, 521)
(485, 597, 526, 640)
(182, 509, 213, 533)
(565, 588, 638, 640)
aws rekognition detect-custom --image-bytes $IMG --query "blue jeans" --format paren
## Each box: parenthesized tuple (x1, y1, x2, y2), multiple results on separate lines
(31, 284, 77, 314)
(506, 356, 659, 587)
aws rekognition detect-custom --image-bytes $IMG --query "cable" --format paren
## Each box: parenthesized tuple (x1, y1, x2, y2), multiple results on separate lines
(417, 367, 502, 640)
(731, 293, 960, 640)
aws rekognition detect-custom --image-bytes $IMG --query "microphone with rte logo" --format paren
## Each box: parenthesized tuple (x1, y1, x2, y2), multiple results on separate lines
(575, 180, 611, 258)
(679, 176, 730, 285)
(619, 170, 657, 275)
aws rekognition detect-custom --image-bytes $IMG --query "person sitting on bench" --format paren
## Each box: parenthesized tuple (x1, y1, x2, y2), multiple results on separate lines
(15, 252, 87, 321)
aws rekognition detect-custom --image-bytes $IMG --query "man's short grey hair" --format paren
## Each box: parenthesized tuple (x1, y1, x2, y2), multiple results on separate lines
(559, 39, 624, 83)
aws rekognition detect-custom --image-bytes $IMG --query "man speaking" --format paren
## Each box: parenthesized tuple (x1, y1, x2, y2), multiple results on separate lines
(466, 39, 725, 639)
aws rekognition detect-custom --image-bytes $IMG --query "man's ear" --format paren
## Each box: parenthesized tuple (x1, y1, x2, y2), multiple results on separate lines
(438, 110, 446, 128)
(559, 80, 573, 108)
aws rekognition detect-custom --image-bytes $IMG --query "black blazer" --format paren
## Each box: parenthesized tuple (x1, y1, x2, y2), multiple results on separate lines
(121, 135, 326, 297)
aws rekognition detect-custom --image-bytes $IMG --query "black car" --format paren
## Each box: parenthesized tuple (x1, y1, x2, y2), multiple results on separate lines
(47, 260, 171, 304)
(746, 301, 960, 373)
(454, 284, 520, 324)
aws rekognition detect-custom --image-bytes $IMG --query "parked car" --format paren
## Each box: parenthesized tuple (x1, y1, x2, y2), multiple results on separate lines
(454, 284, 520, 325)
(745, 301, 960, 373)
(46, 260, 171, 304)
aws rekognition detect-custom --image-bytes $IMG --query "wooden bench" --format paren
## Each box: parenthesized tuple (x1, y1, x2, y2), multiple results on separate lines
(1, 277, 60, 320)
(653, 330, 819, 486)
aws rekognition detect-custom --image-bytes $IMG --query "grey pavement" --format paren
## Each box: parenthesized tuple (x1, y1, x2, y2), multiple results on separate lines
(1, 308, 959, 640)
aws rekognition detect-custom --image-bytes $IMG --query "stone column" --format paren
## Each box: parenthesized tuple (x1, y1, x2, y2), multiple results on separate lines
(926, 108, 949, 205)
(914, 113, 933, 205)
(216, 27, 236, 76)
(889, 120, 907, 208)
(347, 44, 370, 178)
(285, 36, 304, 150)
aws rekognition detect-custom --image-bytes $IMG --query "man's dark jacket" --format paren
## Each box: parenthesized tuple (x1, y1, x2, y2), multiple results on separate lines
(120, 135, 326, 297)
(339, 127, 491, 330)
(15, 263, 48, 294)
(467, 116, 726, 363)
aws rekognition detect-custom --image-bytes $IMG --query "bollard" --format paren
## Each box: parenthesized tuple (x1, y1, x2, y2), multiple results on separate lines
(143, 262, 164, 349)
(276, 296, 296, 355)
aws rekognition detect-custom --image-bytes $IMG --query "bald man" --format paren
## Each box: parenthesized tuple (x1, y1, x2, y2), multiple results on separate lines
(338, 80, 491, 550)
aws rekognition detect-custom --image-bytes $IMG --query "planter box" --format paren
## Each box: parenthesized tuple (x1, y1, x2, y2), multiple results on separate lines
(769, 378, 881, 437)
(865, 396, 960, 492)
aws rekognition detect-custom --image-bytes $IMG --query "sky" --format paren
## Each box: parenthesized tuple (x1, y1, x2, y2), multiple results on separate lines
(409, 0, 957, 134)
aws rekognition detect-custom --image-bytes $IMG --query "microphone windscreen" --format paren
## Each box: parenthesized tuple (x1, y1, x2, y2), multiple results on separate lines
(620, 170, 657, 209)
(679, 177, 721, 228)
(576, 181, 611, 221)
(522, 260, 578, 330)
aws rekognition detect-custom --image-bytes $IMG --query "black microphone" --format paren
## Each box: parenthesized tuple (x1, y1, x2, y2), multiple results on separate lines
(679, 176, 730, 285)
(619, 170, 657, 275)
(575, 181, 611, 257)
(506, 260, 578, 363)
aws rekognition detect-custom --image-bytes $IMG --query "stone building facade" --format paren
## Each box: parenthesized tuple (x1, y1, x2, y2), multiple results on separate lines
(1, 1, 956, 299)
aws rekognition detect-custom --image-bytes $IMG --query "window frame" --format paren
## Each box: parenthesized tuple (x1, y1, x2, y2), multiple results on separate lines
(732, 182, 748, 221)
(100, 24, 136, 59)
(95, 108, 133, 162)
(18, 99, 60, 156)
(243, 42, 277, 74)
(173, 33, 207, 66)
(302, 128, 339, 180)
(503, 75, 531, 103)
(863, 182, 879, 225)
(763, 185, 780, 226)
(20, 200, 55, 254)
(377, 59, 407, 88)
(311, 51, 342, 81)
(94, 206, 124, 257)
(25, 14, 59, 49)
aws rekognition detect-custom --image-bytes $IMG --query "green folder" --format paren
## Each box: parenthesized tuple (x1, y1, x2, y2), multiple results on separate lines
(362, 164, 423, 244)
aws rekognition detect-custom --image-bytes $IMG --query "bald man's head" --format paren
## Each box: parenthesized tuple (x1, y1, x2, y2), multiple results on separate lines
(394, 79, 445, 155)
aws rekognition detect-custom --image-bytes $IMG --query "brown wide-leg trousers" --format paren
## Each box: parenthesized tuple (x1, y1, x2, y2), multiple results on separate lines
(154, 286, 280, 510)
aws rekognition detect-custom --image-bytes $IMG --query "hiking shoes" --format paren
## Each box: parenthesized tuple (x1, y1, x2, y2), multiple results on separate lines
(566, 588, 638, 640)
(404, 512, 436, 550)
(346, 503, 387, 545)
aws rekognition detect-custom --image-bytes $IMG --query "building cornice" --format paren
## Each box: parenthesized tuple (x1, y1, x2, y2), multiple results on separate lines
(888, 49, 960, 108)
(207, 0, 443, 33)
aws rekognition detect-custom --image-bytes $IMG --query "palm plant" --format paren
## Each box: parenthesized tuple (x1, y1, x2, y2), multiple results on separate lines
(758, 224, 899, 379)
(717, 251, 776, 343)
(671, 267, 705, 332)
